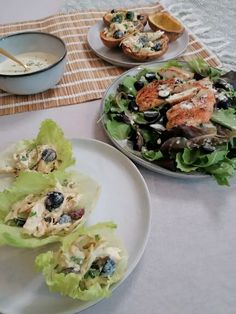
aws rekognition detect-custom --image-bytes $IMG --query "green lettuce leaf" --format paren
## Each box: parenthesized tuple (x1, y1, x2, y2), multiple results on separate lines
(35, 222, 128, 301)
(187, 58, 222, 81)
(211, 108, 236, 130)
(34, 119, 75, 171)
(0, 119, 75, 175)
(142, 149, 163, 162)
(176, 146, 236, 185)
(0, 171, 100, 248)
(105, 119, 131, 140)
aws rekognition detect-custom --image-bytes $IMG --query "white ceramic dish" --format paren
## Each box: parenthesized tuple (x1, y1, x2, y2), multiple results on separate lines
(0, 138, 151, 314)
(101, 61, 207, 179)
(87, 21, 189, 68)
(0, 31, 67, 95)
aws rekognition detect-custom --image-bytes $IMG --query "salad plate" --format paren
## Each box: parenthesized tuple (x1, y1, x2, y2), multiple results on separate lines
(0, 138, 151, 314)
(87, 21, 189, 68)
(101, 59, 236, 185)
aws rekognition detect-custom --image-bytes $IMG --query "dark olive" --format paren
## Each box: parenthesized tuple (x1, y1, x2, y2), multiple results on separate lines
(214, 78, 234, 91)
(152, 42, 161, 51)
(201, 144, 216, 154)
(134, 80, 144, 91)
(114, 113, 131, 124)
(111, 14, 123, 23)
(137, 14, 144, 20)
(126, 11, 134, 21)
(45, 191, 64, 211)
(145, 72, 156, 82)
(113, 30, 124, 39)
(111, 9, 116, 13)
(128, 100, 139, 112)
(216, 100, 230, 110)
(127, 94, 135, 100)
(41, 148, 57, 162)
(143, 111, 161, 122)
(15, 217, 26, 227)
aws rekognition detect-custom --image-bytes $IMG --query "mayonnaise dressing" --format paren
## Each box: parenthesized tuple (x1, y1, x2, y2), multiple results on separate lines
(0, 52, 58, 75)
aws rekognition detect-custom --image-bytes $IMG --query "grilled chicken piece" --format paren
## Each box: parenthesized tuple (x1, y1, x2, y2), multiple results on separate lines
(136, 80, 170, 111)
(158, 66, 194, 80)
(166, 88, 216, 129)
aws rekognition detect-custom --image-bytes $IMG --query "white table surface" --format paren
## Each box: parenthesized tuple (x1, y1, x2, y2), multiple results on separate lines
(1, 2, 236, 314)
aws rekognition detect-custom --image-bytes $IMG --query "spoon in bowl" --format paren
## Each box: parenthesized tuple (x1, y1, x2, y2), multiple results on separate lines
(0, 47, 30, 71)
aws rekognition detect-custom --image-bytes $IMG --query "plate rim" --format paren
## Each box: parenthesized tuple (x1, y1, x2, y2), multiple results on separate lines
(87, 21, 189, 68)
(100, 61, 209, 179)
(0, 137, 152, 314)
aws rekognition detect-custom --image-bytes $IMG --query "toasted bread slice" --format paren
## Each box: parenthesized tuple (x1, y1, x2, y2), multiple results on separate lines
(100, 21, 144, 48)
(103, 9, 148, 27)
(121, 31, 169, 61)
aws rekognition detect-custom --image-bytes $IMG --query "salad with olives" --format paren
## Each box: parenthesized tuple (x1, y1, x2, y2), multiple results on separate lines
(0, 170, 100, 247)
(0, 119, 75, 175)
(35, 222, 128, 301)
(103, 59, 236, 186)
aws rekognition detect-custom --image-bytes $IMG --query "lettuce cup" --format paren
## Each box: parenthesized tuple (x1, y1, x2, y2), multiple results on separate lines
(35, 222, 128, 301)
(0, 171, 100, 248)
(0, 119, 75, 175)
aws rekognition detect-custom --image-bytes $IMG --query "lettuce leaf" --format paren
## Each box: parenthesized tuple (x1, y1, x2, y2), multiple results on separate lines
(0, 119, 75, 175)
(211, 108, 236, 130)
(35, 222, 128, 301)
(0, 171, 100, 248)
(187, 58, 222, 81)
(176, 145, 236, 185)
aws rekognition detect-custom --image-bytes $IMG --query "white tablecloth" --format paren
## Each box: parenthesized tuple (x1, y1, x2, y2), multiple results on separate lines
(0, 1, 236, 314)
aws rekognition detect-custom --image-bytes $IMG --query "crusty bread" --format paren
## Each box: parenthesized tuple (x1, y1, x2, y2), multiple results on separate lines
(103, 10, 148, 27)
(121, 32, 169, 61)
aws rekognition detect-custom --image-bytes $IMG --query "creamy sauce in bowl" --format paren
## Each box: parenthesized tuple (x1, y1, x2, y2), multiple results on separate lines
(0, 52, 58, 75)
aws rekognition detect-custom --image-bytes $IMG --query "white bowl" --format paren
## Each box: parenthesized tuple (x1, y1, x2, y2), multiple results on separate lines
(0, 31, 67, 95)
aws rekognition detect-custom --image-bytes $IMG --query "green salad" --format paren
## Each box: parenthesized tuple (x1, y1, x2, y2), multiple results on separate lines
(103, 59, 236, 186)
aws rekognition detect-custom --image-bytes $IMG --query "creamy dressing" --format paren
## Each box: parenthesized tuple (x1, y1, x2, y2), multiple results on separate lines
(0, 52, 58, 75)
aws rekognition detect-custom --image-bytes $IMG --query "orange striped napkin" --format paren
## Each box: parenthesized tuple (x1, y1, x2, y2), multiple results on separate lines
(0, 2, 221, 116)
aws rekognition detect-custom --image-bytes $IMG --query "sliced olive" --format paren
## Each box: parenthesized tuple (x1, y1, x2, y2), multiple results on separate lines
(113, 30, 124, 39)
(201, 144, 216, 154)
(145, 72, 156, 82)
(41, 148, 57, 162)
(127, 93, 135, 100)
(152, 42, 161, 51)
(137, 14, 144, 20)
(15, 217, 26, 227)
(114, 113, 131, 124)
(111, 9, 116, 13)
(143, 111, 161, 122)
(128, 100, 139, 112)
(134, 80, 144, 91)
(45, 191, 64, 211)
(216, 100, 230, 109)
(126, 11, 134, 21)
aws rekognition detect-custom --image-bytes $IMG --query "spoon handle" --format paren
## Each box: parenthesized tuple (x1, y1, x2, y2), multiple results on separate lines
(0, 47, 29, 71)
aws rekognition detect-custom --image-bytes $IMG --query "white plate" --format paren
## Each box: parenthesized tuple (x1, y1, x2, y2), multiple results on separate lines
(87, 21, 189, 68)
(101, 61, 207, 179)
(0, 138, 151, 314)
